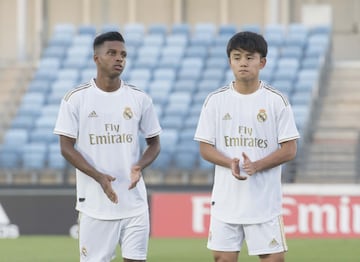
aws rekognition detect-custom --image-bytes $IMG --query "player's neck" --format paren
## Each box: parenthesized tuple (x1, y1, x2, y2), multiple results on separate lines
(233, 79, 260, 94)
(94, 76, 121, 92)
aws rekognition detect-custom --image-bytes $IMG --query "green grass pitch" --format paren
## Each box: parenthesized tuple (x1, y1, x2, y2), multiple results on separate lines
(0, 236, 359, 261)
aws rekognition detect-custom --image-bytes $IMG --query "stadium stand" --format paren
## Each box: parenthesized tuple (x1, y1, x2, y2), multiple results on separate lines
(0, 22, 331, 185)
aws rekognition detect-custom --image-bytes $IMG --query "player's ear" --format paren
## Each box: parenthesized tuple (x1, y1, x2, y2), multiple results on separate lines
(260, 57, 266, 69)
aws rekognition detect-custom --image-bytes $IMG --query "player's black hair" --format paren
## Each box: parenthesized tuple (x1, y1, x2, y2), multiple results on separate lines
(93, 31, 125, 50)
(226, 31, 267, 58)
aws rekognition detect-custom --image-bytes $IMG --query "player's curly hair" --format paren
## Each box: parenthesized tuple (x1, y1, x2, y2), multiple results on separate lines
(226, 31, 267, 58)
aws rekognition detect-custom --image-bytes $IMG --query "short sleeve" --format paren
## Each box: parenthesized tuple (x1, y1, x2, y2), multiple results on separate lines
(194, 96, 216, 145)
(53, 98, 79, 138)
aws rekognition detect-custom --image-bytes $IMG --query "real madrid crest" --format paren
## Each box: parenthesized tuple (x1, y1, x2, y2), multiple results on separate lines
(123, 107, 133, 120)
(257, 109, 267, 122)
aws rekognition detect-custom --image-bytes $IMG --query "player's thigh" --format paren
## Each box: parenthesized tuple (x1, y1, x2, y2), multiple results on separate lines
(78, 213, 120, 262)
(120, 211, 150, 261)
(207, 215, 243, 262)
(244, 215, 287, 256)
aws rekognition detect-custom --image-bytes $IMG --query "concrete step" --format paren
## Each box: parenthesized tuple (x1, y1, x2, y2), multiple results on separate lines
(295, 174, 358, 184)
(312, 130, 359, 141)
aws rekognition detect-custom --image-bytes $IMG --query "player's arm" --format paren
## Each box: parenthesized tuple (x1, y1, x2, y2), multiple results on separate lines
(242, 139, 297, 175)
(128, 135, 160, 189)
(199, 141, 247, 180)
(59, 135, 118, 203)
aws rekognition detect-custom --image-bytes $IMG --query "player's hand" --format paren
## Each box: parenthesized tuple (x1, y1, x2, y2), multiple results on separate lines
(231, 158, 247, 180)
(128, 165, 142, 190)
(99, 174, 118, 203)
(242, 152, 257, 176)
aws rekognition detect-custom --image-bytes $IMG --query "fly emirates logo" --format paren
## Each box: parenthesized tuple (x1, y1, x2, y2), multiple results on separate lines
(190, 195, 360, 237)
(89, 123, 133, 145)
(224, 125, 268, 149)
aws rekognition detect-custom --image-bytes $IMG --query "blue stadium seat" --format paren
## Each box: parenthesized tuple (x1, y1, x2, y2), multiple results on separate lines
(80, 68, 97, 82)
(53, 23, 76, 36)
(11, 115, 36, 130)
(159, 129, 179, 153)
(197, 79, 222, 92)
(0, 149, 20, 168)
(259, 66, 274, 84)
(124, 32, 143, 48)
(271, 80, 293, 97)
(218, 24, 238, 35)
(100, 23, 120, 33)
(184, 115, 200, 129)
(66, 46, 92, 59)
(201, 68, 225, 82)
(152, 68, 177, 82)
(148, 23, 168, 36)
(177, 67, 202, 81)
(124, 23, 145, 36)
(3, 129, 29, 147)
(48, 33, 74, 47)
(142, 34, 165, 47)
(48, 142, 67, 169)
(205, 56, 228, 70)
(194, 23, 217, 36)
(148, 80, 173, 95)
(129, 68, 152, 82)
(38, 57, 62, 70)
(78, 25, 97, 36)
(273, 66, 298, 82)
(161, 115, 184, 129)
(42, 46, 67, 59)
(164, 102, 190, 118)
(185, 45, 208, 58)
(56, 68, 80, 82)
(72, 34, 93, 47)
(173, 150, 198, 170)
(172, 79, 197, 93)
(281, 46, 304, 59)
(30, 127, 57, 143)
(297, 69, 319, 83)
(22, 142, 47, 169)
(171, 23, 191, 35)
(165, 34, 189, 47)
(240, 24, 261, 33)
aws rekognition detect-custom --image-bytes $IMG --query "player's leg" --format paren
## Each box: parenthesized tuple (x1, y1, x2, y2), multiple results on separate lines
(259, 252, 285, 262)
(78, 212, 120, 262)
(207, 216, 244, 262)
(244, 215, 287, 262)
(120, 210, 149, 262)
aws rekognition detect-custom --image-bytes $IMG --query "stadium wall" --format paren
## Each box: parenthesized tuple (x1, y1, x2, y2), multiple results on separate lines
(0, 0, 360, 63)
(1, 185, 360, 239)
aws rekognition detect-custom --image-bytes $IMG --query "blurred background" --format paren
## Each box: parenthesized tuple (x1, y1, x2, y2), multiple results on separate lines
(0, 0, 359, 240)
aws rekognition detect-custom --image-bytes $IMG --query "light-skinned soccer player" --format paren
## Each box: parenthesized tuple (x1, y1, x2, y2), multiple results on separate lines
(194, 31, 299, 262)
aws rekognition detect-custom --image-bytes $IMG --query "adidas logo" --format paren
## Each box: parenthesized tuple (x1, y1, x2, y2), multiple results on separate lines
(222, 113, 232, 120)
(269, 238, 279, 248)
(88, 111, 98, 117)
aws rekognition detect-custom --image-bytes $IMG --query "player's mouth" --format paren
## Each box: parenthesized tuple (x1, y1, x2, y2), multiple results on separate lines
(114, 65, 123, 71)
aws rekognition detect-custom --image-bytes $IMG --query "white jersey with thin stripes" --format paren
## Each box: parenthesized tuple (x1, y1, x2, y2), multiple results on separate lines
(54, 79, 161, 220)
(194, 81, 299, 224)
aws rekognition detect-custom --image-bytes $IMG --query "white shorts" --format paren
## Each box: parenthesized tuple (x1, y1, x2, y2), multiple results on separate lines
(78, 211, 149, 262)
(207, 215, 288, 256)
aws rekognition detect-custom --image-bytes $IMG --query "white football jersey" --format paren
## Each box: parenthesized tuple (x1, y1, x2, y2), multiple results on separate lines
(194, 81, 299, 224)
(54, 79, 161, 220)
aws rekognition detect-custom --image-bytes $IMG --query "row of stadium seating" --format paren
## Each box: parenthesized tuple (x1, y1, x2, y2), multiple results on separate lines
(0, 22, 331, 184)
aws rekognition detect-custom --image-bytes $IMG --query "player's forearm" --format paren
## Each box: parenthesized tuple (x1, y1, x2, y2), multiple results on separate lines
(136, 136, 160, 170)
(199, 142, 232, 169)
(59, 136, 103, 181)
(254, 140, 297, 173)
